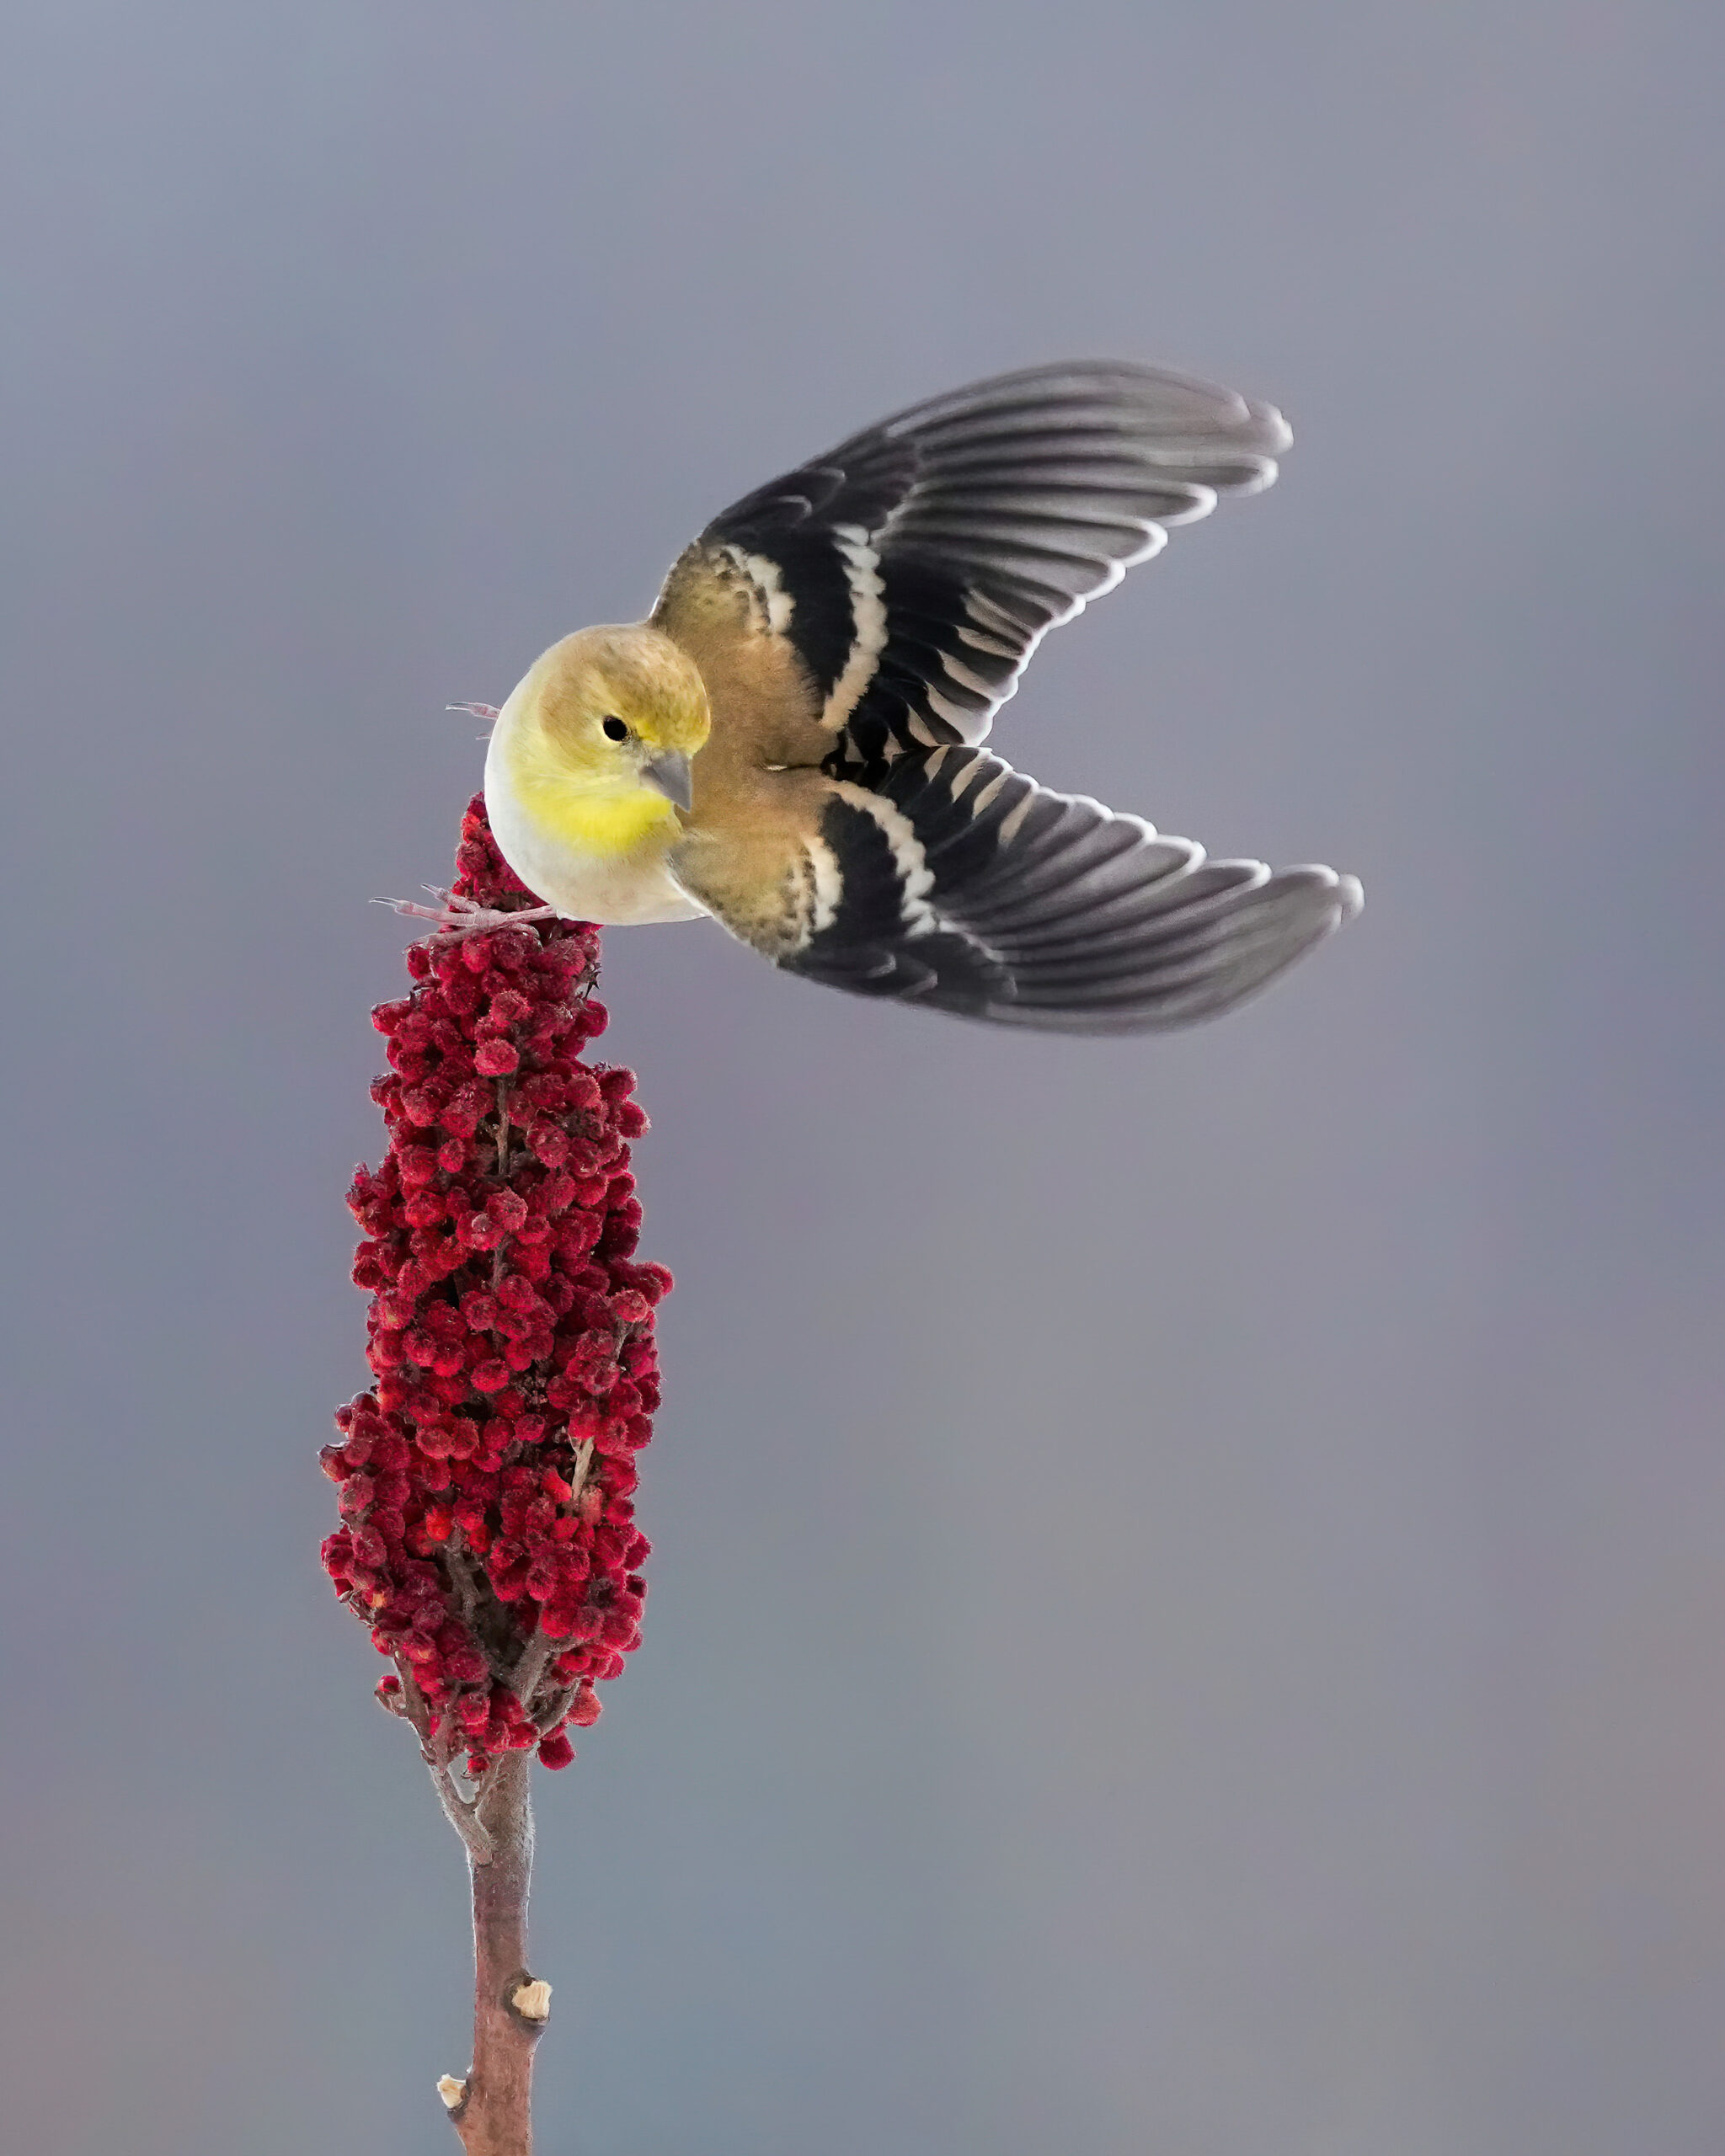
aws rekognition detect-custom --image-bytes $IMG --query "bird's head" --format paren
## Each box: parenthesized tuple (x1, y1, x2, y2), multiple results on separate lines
(505, 624, 711, 819)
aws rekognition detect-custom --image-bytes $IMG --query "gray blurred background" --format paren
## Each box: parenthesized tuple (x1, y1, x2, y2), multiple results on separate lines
(3, 3, 1722, 2151)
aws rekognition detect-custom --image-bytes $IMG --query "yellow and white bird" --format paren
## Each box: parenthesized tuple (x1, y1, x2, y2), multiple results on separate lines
(467, 361, 1361, 1033)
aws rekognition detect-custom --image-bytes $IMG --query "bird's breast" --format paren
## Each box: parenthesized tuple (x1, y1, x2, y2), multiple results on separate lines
(483, 739, 704, 926)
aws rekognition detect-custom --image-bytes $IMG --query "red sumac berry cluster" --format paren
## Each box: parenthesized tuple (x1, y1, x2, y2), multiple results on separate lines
(321, 797, 669, 1778)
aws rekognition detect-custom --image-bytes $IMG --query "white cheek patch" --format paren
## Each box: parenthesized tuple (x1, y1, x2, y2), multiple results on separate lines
(822, 524, 889, 730)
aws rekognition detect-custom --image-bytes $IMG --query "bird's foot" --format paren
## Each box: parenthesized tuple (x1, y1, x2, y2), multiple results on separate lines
(446, 702, 500, 723)
(374, 887, 558, 940)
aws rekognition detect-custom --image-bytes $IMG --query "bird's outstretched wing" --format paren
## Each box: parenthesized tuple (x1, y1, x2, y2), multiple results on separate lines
(654, 360, 1290, 768)
(671, 744, 1361, 1033)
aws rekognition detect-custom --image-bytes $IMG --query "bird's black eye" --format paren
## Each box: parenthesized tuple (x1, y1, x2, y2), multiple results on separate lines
(601, 715, 629, 742)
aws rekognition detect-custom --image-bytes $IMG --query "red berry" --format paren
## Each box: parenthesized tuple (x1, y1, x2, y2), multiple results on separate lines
(328, 799, 656, 1779)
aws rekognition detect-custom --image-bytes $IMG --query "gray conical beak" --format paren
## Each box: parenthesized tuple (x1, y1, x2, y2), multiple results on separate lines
(642, 749, 694, 812)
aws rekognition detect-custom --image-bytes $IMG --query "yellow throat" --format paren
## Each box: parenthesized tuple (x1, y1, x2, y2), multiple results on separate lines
(489, 620, 710, 866)
(508, 754, 681, 860)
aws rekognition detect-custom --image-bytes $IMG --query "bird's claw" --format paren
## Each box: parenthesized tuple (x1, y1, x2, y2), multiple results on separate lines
(372, 887, 558, 940)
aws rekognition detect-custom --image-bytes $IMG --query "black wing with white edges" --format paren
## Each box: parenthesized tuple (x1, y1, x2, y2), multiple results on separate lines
(685, 360, 1290, 767)
(781, 746, 1361, 1033)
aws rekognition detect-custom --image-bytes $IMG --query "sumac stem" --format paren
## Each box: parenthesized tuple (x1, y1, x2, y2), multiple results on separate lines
(448, 1753, 545, 2154)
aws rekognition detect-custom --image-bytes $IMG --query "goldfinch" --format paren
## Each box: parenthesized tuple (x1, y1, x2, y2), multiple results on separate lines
(474, 360, 1361, 1032)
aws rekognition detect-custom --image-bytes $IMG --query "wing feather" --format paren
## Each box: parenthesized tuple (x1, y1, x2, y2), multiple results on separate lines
(673, 743, 1359, 1035)
(654, 359, 1289, 762)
